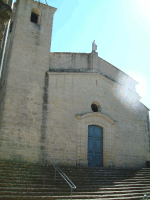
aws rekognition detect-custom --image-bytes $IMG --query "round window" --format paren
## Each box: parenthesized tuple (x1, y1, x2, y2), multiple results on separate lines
(91, 104, 98, 112)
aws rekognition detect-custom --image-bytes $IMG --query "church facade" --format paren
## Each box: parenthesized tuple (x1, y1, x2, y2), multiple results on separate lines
(0, 0, 149, 168)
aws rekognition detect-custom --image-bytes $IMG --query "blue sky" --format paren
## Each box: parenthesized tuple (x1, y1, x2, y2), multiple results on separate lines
(45, 0, 150, 110)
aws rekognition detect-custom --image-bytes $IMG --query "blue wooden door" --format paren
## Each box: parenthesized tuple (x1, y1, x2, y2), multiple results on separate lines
(88, 125, 103, 167)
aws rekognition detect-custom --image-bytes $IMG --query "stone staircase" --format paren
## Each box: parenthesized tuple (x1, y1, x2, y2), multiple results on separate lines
(0, 159, 150, 199)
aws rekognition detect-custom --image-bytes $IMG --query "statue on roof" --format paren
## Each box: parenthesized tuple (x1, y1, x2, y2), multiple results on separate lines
(92, 40, 97, 52)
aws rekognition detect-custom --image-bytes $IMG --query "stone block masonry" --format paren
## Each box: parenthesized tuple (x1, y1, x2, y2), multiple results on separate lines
(0, 0, 149, 168)
(0, 0, 56, 162)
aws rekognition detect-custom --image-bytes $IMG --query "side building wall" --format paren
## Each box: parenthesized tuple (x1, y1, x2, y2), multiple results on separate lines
(0, 0, 56, 162)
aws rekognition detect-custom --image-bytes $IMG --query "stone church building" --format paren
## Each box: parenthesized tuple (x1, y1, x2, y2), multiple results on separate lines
(0, 0, 149, 168)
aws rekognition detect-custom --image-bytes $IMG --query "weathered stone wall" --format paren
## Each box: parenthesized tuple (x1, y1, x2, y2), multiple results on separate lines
(44, 71, 149, 168)
(0, 0, 149, 168)
(0, 0, 18, 139)
(98, 57, 138, 93)
(49, 52, 90, 70)
(0, 0, 56, 162)
(49, 52, 138, 93)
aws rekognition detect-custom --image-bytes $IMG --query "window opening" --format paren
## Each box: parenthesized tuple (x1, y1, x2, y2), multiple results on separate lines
(91, 104, 98, 112)
(31, 12, 39, 23)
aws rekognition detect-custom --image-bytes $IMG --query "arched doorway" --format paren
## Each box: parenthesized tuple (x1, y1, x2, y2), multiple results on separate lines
(76, 112, 115, 167)
(88, 125, 103, 167)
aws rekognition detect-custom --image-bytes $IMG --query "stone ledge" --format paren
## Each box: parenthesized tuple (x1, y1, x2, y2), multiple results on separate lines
(49, 68, 94, 73)
(48, 68, 118, 83)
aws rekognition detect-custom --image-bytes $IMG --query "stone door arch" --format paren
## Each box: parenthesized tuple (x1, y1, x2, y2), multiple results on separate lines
(76, 112, 116, 167)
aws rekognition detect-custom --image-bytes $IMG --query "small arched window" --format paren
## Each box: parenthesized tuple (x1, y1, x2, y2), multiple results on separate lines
(91, 101, 101, 112)
(30, 8, 41, 24)
(91, 104, 98, 112)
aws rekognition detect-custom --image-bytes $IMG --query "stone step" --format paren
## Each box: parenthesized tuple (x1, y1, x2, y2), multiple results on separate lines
(1, 178, 149, 184)
(0, 182, 150, 189)
(1, 178, 150, 186)
(0, 170, 141, 176)
(1, 174, 149, 181)
(0, 163, 138, 172)
(0, 174, 140, 181)
(0, 169, 138, 174)
(0, 187, 150, 194)
(0, 190, 149, 197)
(0, 191, 149, 199)
(0, 185, 149, 192)
(0, 171, 136, 176)
(0, 196, 146, 200)
(0, 171, 139, 178)
(10, 173, 146, 179)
